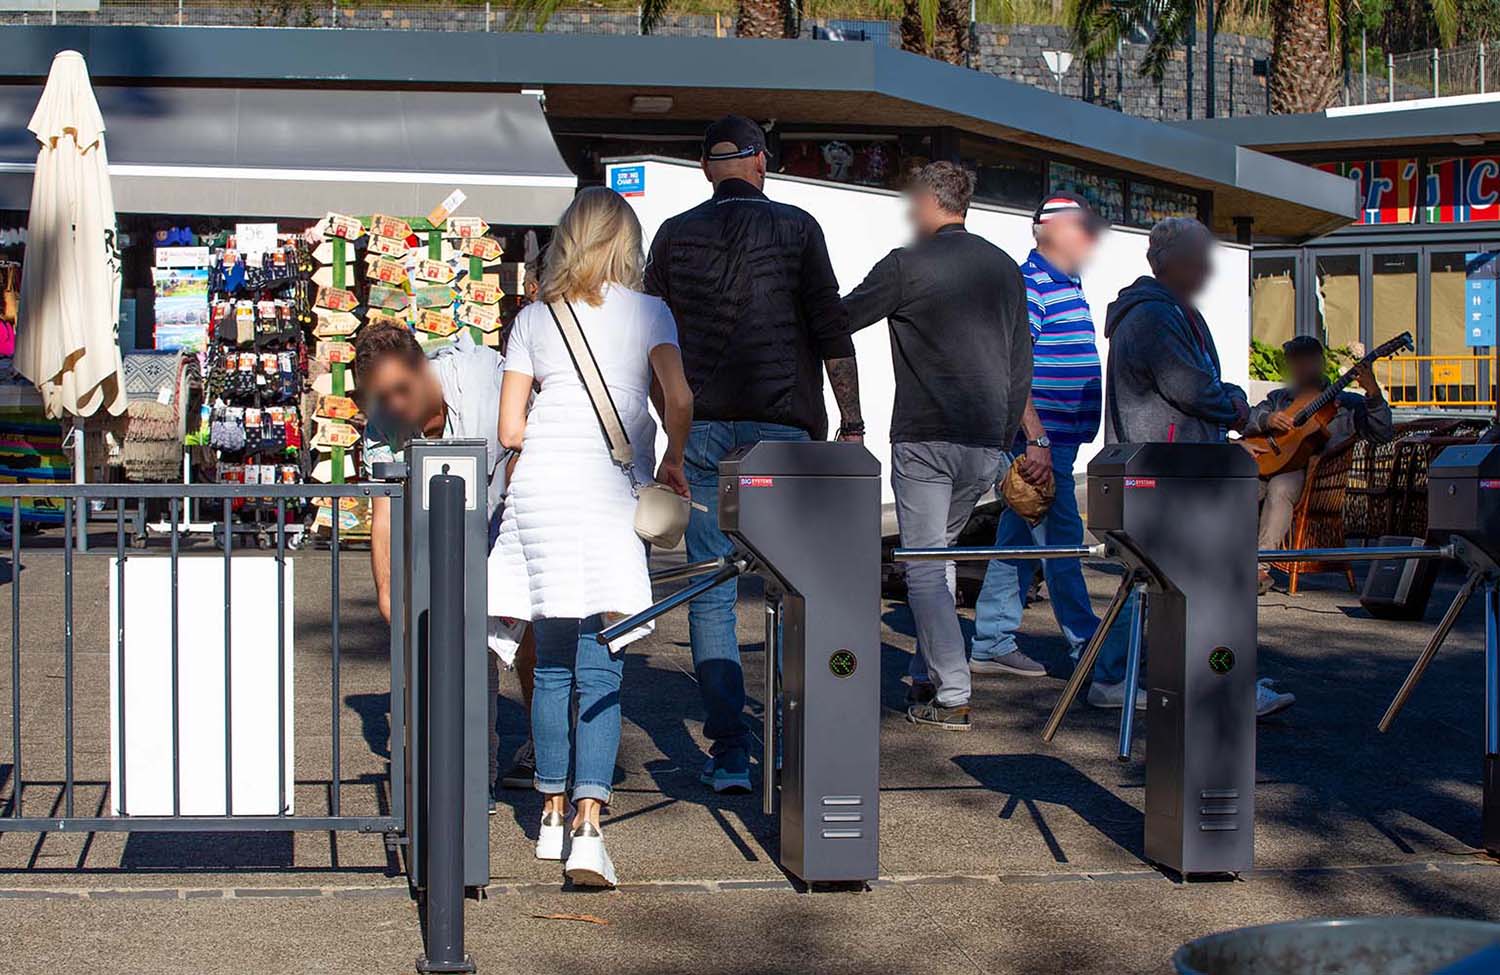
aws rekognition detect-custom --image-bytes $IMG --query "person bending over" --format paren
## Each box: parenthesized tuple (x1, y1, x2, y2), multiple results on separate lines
(354, 323, 537, 796)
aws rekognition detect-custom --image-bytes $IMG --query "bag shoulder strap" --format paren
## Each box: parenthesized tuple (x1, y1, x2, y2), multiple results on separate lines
(547, 299, 634, 469)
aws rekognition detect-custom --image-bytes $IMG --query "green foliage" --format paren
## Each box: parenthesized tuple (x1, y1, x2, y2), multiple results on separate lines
(1249, 338, 1352, 383)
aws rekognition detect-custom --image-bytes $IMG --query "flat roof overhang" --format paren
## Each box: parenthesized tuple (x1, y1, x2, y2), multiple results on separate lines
(0, 25, 1356, 238)
(1178, 94, 1500, 155)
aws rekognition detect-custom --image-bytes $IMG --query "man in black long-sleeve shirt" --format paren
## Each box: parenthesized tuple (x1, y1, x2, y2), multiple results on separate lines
(843, 161, 1033, 731)
(644, 115, 864, 792)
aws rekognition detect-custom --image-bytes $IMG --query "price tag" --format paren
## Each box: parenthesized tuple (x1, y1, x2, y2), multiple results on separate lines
(427, 188, 467, 226)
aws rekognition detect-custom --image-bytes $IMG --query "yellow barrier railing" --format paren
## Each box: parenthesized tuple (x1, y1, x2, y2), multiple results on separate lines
(1373, 354, 1496, 409)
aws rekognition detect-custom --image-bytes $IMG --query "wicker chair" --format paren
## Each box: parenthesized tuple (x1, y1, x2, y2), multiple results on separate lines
(1269, 446, 1357, 595)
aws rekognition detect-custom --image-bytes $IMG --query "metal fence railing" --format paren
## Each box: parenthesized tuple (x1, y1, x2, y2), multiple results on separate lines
(1, 481, 405, 834)
(1375, 354, 1498, 410)
(0, 442, 489, 970)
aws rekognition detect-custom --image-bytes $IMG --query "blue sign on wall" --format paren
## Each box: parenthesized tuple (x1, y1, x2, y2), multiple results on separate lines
(609, 164, 646, 198)
(1468, 252, 1498, 348)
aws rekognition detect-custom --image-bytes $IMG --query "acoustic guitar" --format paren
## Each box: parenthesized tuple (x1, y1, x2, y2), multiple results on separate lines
(1242, 331, 1412, 479)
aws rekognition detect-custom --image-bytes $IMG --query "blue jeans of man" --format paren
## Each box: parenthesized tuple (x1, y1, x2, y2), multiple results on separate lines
(970, 444, 1129, 685)
(531, 614, 622, 803)
(685, 420, 810, 773)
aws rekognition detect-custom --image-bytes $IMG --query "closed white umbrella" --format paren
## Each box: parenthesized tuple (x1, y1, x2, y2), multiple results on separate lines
(15, 50, 126, 419)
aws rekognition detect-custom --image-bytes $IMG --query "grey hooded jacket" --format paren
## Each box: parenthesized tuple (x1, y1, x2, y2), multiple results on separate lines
(1103, 276, 1247, 444)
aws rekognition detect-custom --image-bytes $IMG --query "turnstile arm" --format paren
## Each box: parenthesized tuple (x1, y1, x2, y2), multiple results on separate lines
(650, 557, 730, 586)
(894, 544, 1106, 563)
(597, 558, 748, 645)
(1042, 571, 1142, 743)
(1378, 568, 1484, 733)
(1258, 544, 1453, 564)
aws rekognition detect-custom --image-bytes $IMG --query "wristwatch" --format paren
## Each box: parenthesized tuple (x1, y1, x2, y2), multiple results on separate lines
(1027, 435, 1051, 448)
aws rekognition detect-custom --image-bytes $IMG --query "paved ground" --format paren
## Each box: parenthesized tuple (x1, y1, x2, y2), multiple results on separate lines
(0, 535, 1498, 973)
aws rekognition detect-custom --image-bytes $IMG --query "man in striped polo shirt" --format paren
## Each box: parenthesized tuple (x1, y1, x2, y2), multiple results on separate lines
(970, 192, 1137, 709)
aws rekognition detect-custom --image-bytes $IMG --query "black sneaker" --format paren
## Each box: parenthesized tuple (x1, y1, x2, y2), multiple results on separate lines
(906, 702, 972, 731)
(906, 681, 936, 706)
(499, 740, 536, 790)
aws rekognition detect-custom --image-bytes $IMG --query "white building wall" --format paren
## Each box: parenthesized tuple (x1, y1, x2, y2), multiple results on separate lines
(609, 158, 1250, 501)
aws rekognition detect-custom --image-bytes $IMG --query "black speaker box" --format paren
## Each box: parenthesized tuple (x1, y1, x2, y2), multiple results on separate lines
(1360, 535, 1440, 621)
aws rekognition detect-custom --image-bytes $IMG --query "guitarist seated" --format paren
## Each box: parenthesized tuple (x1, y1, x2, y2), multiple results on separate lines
(1246, 335, 1394, 594)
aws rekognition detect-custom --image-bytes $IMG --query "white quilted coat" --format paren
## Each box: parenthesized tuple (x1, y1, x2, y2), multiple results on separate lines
(487, 285, 678, 663)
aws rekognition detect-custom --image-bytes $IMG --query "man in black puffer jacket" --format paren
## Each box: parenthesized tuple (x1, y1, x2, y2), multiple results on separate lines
(644, 115, 864, 794)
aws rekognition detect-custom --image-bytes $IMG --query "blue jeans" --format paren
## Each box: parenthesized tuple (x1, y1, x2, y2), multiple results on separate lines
(971, 443, 1127, 684)
(685, 419, 810, 772)
(531, 614, 621, 803)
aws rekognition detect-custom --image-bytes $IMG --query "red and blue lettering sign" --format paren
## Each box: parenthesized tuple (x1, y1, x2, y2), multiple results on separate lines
(1426, 157, 1500, 224)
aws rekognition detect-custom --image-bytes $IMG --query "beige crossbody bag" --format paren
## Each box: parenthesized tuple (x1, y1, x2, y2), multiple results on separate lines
(547, 299, 693, 548)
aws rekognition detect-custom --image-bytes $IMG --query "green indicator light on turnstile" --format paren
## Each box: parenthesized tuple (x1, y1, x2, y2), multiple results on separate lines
(829, 649, 857, 678)
(1208, 647, 1235, 674)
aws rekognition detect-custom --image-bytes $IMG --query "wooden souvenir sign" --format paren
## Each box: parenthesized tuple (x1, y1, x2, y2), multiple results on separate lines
(365, 310, 409, 330)
(313, 310, 361, 338)
(415, 308, 460, 337)
(464, 280, 504, 305)
(367, 256, 408, 285)
(461, 236, 503, 262)
(458, 302, 501, 333)
(413, 285, 458, 310)
(312, 241, 364, 265)
(368, 284, 411, 311)
(316, 394, 360, 421)
(320, 212, 364, 241)
(315, 286, 359, 313)
(446, 216, 489, 240)
(318, 340, 357, 365)
(311, 265, 359, 289)
(312, 371, 356, 396)
(367, 234, 408, 258)
(368, 214, 412, 241)
(415, 259, 456, 285)
(313, 420, 360, 451)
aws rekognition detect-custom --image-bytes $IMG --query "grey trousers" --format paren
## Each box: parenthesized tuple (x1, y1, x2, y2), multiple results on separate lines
(892, 441, 1005, 708)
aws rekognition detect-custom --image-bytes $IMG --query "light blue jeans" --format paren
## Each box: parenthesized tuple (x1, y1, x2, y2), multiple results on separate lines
(685, 419, 810, 773)
(971, 443, 1129, 685)
(531, 614, 621, 803)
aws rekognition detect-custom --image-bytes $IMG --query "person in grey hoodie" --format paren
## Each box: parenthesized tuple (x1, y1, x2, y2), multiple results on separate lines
(1103, 218, 1249, 445)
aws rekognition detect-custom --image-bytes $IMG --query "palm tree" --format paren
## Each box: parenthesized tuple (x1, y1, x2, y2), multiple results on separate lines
(1266, 0, 1340, 113)
(900, 0, 972, 65)
(736, 0, 789, 39)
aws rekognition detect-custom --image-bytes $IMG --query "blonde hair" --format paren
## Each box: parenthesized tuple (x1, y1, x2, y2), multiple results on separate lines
(540, 186, 644, 307)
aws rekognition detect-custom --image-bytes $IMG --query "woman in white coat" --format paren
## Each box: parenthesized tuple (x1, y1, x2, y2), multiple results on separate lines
(489, 187, 693, 887)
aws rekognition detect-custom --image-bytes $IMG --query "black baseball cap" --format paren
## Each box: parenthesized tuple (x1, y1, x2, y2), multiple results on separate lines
(702, 115, 766, 161)
(1283, 335, 1326, 358)
(1033, 190, 1109, 232)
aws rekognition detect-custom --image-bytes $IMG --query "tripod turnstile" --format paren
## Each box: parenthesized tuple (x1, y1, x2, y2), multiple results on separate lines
(601, 441, 883, 885)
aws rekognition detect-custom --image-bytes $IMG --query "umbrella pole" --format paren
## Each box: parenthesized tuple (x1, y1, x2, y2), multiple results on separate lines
(70, 418, 87, 553)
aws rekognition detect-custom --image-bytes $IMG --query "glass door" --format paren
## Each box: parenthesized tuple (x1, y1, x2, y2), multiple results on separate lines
(1369, 249, 1420, 403)
(1311, 252, 1362, 352)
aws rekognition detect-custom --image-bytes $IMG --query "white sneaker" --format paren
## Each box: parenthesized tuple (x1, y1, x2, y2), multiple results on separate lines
(564, 823, 617, 887)
(1256, 678, 1296, 718)
(535, 810, 569, 861)
(1087, 679, 1147, 711)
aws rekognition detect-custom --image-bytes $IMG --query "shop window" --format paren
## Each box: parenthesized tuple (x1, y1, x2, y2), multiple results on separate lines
(1371, 252, 1418, 350)
(1127, 180, 1201, 229)
(1250, 256, 1296, 349)
(959, 136, 1044, 210)
(1048, 161, 1124, 225)
(1316, 159, 1420, 225)
(1425, 156, 1500, 223)
(1314, 253, 1360, 352)
(1429, 250, 1482, 404)
(778, 136, 902, 189)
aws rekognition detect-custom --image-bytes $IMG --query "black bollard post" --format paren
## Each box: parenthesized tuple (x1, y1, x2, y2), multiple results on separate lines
(416, 472, 475, 974)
